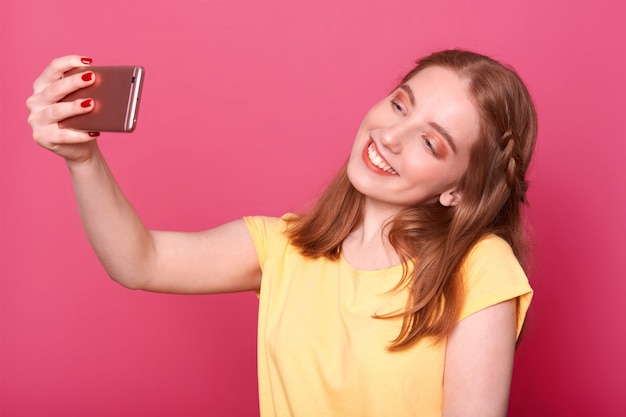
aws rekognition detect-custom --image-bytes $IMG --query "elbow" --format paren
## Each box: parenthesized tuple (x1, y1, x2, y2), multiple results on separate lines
(114, 278, 145, 291)
(105, 268, 151, 291)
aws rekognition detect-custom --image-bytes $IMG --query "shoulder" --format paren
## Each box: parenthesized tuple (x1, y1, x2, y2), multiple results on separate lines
(459, 234, 533, 334)
(243, 215, 293, 264)
(243, 214, 295, 234)
(243, 215, 291, 243)
(462, 234, 524, 282)
(467, 234, 516, 259)
(244, 215, 282, 232)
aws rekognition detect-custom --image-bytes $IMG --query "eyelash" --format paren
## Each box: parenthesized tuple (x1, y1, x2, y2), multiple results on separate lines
(391, 100, 405, 114)
(422, 136, 437, 156)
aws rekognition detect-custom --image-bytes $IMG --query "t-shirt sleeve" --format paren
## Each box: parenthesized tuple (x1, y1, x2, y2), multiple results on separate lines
(243, 216, 282, 270)
(243, 216, 284, 299)
(458, 235, 533, 338)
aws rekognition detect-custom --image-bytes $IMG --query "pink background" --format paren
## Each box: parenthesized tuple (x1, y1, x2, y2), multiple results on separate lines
(1, 0, 625, 415)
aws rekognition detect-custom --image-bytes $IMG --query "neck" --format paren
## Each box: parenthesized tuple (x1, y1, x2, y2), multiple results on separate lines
(359, 197, 405, 238)
(342, 199, 402, 269)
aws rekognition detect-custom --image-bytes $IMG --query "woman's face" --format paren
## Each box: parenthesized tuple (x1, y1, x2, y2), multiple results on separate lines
(347, 65, 481, 212)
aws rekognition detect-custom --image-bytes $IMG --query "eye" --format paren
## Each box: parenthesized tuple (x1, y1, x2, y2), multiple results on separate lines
(391, 100, 405, 114)
(423, 136, 438, 156)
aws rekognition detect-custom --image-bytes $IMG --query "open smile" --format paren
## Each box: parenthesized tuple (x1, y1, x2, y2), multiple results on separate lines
(363, 141, 398, 175)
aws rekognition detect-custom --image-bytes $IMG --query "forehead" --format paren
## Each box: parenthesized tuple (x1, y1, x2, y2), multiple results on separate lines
(403, 66, 481, 150)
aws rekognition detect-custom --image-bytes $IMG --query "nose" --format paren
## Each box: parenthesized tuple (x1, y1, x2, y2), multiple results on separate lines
(379, 122, 408, 153)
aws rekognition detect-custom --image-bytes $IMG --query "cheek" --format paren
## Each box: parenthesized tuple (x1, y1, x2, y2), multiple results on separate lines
(452, 153, 472, 178)
(349, 121, 370, 155)
(405, 158, 461, 189)
(439, 159, 470, 189)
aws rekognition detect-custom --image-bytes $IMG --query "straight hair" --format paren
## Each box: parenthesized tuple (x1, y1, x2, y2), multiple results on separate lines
(285, 50, 537, 349)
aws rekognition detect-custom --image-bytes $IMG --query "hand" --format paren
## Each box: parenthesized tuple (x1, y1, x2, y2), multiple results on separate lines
(26, 55, 100, 164)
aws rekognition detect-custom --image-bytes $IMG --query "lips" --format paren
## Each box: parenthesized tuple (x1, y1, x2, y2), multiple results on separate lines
(364, 141, 398, 175)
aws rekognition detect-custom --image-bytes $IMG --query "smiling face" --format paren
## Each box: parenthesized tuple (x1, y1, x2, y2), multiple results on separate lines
(347, 66, 482, 214)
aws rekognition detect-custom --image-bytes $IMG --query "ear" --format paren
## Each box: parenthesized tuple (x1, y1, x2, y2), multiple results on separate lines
(439, 188, 463, 207)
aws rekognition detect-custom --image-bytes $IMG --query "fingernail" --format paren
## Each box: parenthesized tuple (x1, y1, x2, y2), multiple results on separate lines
(88, 132, 100, 137)
(81, 72, 93, 82)
(81, 57, 93, 64)
(80, 99, 92, 108)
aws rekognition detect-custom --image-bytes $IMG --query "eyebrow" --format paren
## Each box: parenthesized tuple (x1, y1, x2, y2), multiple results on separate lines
(399, 84, 415, 106)
(399, 83, 458, 154)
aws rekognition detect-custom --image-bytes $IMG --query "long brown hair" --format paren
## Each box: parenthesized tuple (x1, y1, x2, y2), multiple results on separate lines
(285, 49, 537, 349)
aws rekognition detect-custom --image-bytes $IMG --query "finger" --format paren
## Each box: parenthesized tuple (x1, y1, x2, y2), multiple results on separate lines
(27, 70, 96, 112)
(33, 55, 93, 94)
(28, 97, 94, 130)
(42, 70, 96, 106)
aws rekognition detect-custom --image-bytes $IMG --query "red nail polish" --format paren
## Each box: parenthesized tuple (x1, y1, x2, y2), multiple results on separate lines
(88, 132, 100, 137)
(81, 57, 93, 64)
(80, 99, 92, 108)
(81, 72, 93, 82)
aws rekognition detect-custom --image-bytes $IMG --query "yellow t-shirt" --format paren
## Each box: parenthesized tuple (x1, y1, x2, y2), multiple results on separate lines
(244, 216, 532, 417)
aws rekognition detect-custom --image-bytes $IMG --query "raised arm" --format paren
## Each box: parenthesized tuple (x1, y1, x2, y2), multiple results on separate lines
(26, 55, 261, 294)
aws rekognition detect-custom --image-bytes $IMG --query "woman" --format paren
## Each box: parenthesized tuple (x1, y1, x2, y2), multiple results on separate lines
(27, 49, 537, 417)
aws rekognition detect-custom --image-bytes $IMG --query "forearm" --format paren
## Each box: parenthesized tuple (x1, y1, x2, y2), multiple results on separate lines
(67, 144, 155, 289)
(28, 56, 262, 295)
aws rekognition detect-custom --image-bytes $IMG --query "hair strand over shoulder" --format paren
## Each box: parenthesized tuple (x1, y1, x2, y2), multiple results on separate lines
(286, 49, 537, 349)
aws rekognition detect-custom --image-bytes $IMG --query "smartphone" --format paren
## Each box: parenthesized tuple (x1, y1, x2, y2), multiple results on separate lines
(59, 66, 145, 132)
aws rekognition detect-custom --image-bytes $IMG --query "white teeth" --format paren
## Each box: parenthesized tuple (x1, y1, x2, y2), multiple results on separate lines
(367, 144, 398, 175)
